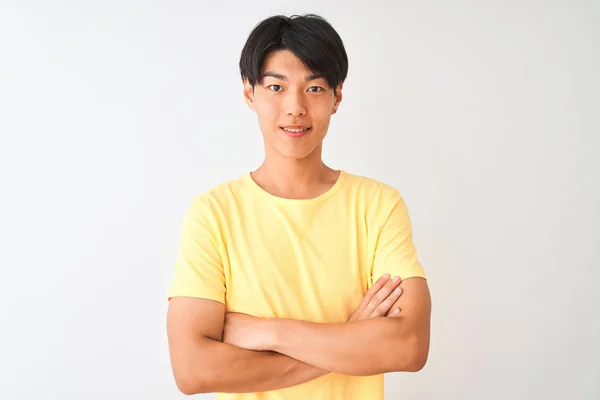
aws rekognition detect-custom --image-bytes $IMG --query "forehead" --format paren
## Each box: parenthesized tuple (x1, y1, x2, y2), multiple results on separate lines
(262, 50, 316, 77)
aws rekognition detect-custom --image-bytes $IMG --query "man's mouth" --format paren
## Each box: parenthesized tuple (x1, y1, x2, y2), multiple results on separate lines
(281, 126, 312, 137)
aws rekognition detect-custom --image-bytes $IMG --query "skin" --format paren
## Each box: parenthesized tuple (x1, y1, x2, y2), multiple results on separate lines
(168, 275, 405, 394)
(222, 277, 430, 376)
(243, 49, 343, 200)
(167, 49, 432, 394)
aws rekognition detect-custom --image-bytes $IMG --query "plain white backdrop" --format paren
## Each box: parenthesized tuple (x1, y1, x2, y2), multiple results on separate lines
(1, 1, 598, 399)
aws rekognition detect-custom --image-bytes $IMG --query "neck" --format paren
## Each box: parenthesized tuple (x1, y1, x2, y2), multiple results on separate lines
(252, 145, 339, 199)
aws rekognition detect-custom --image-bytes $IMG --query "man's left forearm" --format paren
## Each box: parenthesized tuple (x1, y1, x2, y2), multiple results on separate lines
(266, 316, 429, 376)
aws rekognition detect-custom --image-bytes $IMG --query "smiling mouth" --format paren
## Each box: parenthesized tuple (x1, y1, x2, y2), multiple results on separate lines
(280, 127, 312, 137)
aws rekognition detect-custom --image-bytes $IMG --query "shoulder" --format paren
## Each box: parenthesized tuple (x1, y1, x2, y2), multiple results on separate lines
(342, 171, 403, 203)
(185, 174, 249, 220)
(340, 171, 412, 226)
(193, 174, 248, 205)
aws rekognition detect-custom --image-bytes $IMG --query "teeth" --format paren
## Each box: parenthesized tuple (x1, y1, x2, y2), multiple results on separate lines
(283, 128, 308, 133)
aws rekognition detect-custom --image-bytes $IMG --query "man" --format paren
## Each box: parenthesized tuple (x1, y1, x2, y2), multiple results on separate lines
(167, 13, 431, 399)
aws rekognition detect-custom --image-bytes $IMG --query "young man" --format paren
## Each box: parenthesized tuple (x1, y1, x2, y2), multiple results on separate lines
(167, 14, 431, 399)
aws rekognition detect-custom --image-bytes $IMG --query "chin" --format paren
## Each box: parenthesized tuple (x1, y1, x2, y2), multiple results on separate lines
(266, 130, 326, 160)
(275, 144, 320, 160)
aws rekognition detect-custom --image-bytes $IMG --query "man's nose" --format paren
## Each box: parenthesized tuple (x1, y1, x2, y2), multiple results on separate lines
(285, 92, 307, 118)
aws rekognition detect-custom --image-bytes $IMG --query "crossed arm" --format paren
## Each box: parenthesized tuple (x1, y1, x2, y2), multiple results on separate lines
(224, 277, 430, 376)
(167, 296, 326, 394)
(167, 276, 431, 394)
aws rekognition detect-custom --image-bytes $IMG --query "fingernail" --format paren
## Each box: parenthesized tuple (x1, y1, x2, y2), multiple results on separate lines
(392, 276, 400, 283)
(383, 273, 390, 280)
(394, 288, 402, 295)
(394, 308, 400, 315)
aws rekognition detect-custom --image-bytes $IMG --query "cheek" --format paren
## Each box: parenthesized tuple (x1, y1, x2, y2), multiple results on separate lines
(312, 104, 334, 126)
(255, 100, 279, 122)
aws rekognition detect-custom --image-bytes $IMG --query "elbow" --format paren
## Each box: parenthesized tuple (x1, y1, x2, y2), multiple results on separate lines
(173, 372, 194, 395)
(395, 332, 430, 373)
(409, 337, 430, 372)
(173, 367, 214, 395)
(406, 350, 428, 372)
(170, 340, 221, 394)
(176, 381, 196, 396)
(174, 374, 203, 396)
(175, 376, 212, 396)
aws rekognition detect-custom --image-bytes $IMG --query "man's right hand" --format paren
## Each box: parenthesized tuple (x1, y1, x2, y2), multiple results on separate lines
(348, 274, 403, 322)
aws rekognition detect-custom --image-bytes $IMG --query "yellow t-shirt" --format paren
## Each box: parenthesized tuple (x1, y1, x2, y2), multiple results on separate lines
(168, 170, 426, 400)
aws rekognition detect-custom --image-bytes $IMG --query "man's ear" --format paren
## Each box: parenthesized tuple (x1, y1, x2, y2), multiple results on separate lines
(243, 78, 256, 111)
(332, 83, 343, 115)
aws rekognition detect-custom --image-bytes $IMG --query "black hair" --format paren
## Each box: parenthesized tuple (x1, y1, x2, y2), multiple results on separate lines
(239, 14, 348, 93)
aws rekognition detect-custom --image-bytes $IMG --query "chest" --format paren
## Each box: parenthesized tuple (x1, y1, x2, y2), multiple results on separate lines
(221, 202, 373, 321)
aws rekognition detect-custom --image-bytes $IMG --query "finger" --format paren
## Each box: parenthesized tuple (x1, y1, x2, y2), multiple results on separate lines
(349, 274, 392, 322)
(364, 276, 401, 316)
(358, 274, 391, 311)
(372, 286, 403, 317)
(386, 308, 401, 317)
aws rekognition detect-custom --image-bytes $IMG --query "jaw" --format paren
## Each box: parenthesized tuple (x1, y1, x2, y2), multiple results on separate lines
(266, 133, 326, 161)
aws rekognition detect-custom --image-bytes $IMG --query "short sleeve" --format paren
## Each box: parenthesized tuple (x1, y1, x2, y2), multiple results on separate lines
(371, 191, 426, 285)
(167, 196, 226, 304)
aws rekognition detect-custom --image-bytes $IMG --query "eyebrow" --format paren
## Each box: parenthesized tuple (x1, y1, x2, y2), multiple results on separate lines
(261, 71, 324, 81)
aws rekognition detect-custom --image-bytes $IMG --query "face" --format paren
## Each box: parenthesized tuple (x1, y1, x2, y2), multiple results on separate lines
(243, 50, 342, 160)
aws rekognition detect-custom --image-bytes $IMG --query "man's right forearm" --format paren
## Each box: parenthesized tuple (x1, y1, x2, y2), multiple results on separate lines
(175, 336, 328, 394)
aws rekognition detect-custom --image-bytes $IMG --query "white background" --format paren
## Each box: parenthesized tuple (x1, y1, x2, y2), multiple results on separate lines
(1, 1, 598, 399)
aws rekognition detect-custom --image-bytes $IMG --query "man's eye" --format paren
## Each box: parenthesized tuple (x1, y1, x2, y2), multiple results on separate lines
(268, 85, 283, 92)
(307, 86, 324, 93)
